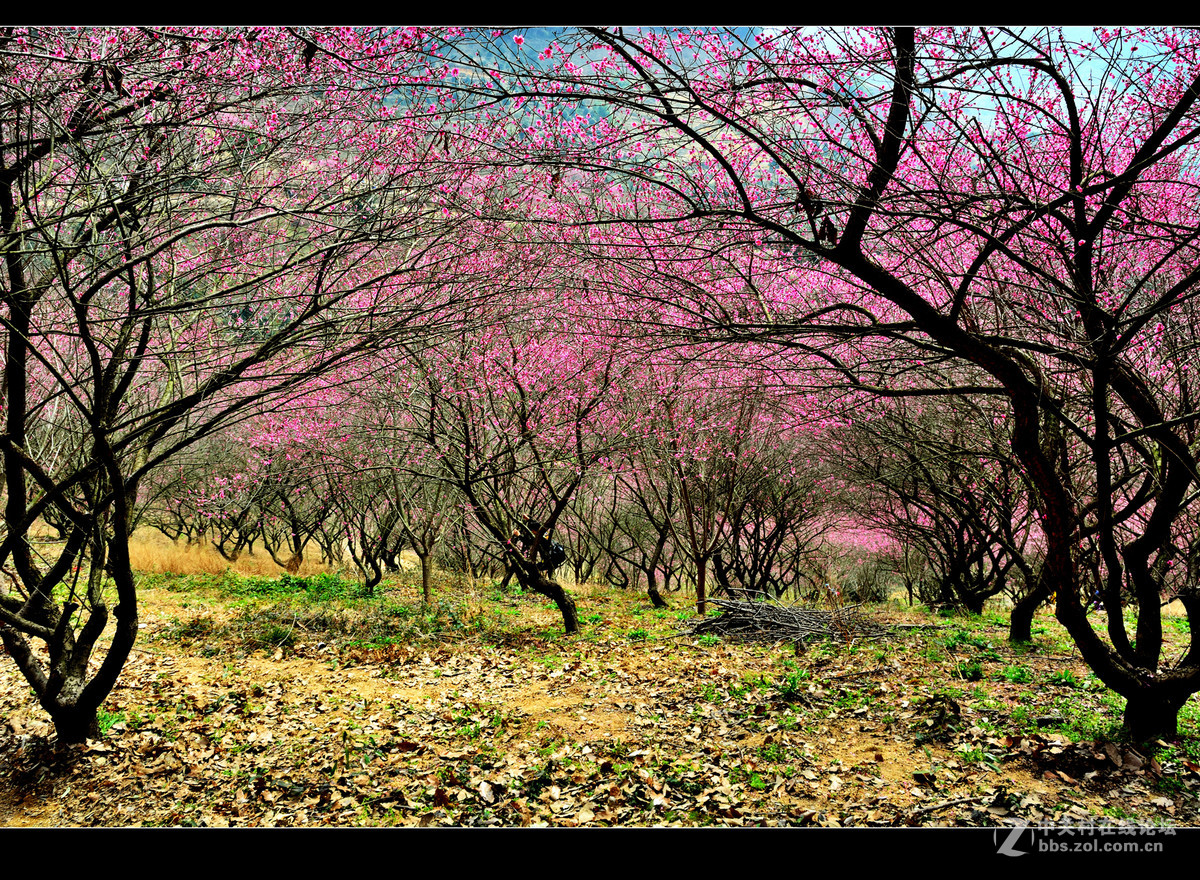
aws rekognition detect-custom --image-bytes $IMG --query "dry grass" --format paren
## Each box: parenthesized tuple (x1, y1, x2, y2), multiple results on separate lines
(127, 529, 334, 579)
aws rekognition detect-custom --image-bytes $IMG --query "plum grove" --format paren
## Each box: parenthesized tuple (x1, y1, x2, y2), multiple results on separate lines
(3, 26, 1200, 742)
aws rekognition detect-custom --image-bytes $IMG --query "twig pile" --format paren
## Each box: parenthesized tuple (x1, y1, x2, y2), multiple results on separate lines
(683, 598, 887, 645)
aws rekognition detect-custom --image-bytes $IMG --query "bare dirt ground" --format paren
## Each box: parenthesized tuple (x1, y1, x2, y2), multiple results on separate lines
(0, 573, 1196, 827)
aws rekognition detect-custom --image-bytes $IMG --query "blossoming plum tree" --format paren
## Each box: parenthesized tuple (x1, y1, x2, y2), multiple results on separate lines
(0, 26, 473, 742)
(419, 26, 1200, 738)
(390, 286, 630, 633)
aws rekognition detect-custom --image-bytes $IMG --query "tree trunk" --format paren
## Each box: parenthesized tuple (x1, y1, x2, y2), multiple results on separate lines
(1008, 580, 1050, 643)
(645, 566, 668, 608)
(644, 527, 669, 608)
(541, 578, 578, 633)
(362, 558, 382, 595)
(957, 581, 985, 616)
(418, 551, 433, 605)
(49, 705, 100, 745)
(1123, 688, 1190, 741)
(712, 552, 749, 602)
(528, 569, 578, 634)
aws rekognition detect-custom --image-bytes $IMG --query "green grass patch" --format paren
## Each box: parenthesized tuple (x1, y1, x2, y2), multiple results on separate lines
(217, 571, 362, 601)
(955, 660, 984, 682)
(999, 665, 1034, 684)
(773, 671, 811, 702)
(1048, 669, 1082, 688)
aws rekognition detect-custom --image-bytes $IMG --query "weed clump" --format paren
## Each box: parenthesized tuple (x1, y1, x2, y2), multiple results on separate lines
(955, 660, 984, 682)
(913, 692, 962, 743)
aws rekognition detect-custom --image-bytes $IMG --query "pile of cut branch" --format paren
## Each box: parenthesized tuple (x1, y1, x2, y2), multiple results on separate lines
(683, 598, 887, 646)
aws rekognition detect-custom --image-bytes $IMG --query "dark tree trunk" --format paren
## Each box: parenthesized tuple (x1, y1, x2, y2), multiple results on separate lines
(643, 559, 672, 607)
(1008, 579, 1051, 643)
(214, 543, 242, 563)
(645, 566, 664, 607)
(362, 558, 382, 595)
(694, 556, 708, 616)
(604, 560, 629, 590)
(533, 572, 578, 634)
(513, 560, 578, 633)
(712, 552, 750, 602)
(49, 705, 100, 745)
(644, 526, 669, 608)
(1123, 688, 1190, 741)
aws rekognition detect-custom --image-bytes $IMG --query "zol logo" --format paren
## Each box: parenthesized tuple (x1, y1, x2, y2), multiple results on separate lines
(994, 824, 1031, 856)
